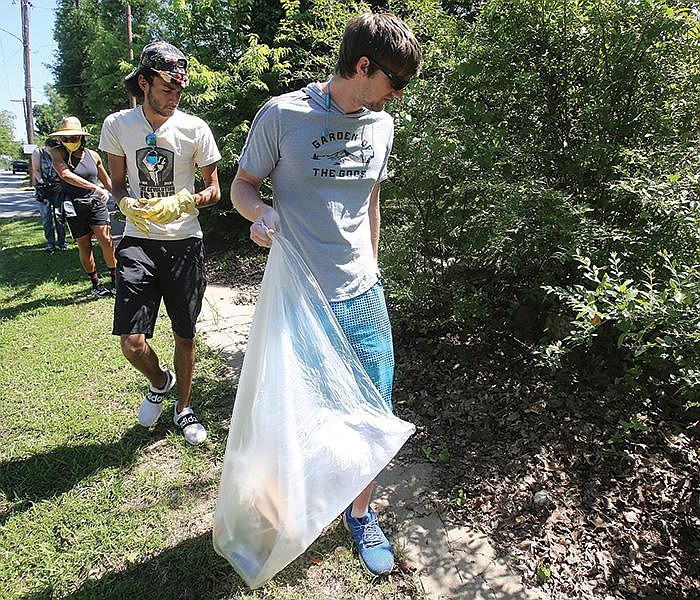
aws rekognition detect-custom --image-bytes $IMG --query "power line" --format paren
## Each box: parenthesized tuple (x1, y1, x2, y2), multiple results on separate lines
(0, 47, 22, 71)
(54, 80, 93, 89)
(0, 26, 22, 44)
(0, 34, 12, 97)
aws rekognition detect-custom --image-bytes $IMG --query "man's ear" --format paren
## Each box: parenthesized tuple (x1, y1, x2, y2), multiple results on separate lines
(138, 73, 149, 93)
(355, 56, 371, 79)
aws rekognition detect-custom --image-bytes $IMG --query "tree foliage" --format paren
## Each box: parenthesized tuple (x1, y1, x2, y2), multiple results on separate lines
(32, 84, 69, 139)
(0, 110, 22, 159)
(50, 0, 700, 403)
(382, 0, 700, 402)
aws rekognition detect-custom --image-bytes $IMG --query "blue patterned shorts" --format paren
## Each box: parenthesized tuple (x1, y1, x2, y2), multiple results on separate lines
(329, 282, 394, 410)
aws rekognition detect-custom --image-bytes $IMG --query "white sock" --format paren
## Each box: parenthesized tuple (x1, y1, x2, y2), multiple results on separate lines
(351, 506, 368, 519)
(150, 369, 172, 393)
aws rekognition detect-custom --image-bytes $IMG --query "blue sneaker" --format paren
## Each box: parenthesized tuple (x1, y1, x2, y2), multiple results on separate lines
(342, 505, 394, 575)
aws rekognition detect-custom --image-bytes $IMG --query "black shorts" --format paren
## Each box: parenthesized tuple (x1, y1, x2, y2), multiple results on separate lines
(113, 236, 206, 339)
(65, 197, 110, 239)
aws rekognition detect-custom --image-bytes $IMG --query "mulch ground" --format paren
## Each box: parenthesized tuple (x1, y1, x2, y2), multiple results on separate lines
(205, 248, 699, 599)
(393, 330, 699, 599)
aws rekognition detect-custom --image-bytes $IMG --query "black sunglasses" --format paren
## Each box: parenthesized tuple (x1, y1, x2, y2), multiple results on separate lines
(367, 57, 411, 90)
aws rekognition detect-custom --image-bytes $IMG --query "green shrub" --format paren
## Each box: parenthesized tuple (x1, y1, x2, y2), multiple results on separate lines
(540, 140, 700, 402)
(541, 250, 700, 404)
(380, 0, 700, 403)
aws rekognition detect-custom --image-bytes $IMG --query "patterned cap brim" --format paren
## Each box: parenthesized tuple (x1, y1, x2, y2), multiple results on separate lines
(151, 68, 189, 88)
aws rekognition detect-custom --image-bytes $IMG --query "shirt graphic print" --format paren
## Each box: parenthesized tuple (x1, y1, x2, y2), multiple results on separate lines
(310, 127, 375, 180)
(137, 146, 176, 198)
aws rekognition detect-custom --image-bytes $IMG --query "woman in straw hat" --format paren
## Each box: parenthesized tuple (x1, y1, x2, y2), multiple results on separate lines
(49, 116, 117, 298)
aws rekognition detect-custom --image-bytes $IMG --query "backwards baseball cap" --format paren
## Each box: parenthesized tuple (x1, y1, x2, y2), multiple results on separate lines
(124, 41, 189, 88)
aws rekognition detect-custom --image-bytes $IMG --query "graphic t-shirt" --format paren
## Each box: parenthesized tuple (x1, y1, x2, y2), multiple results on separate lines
(99, 106, 221, 240)
(239, 81, 395, 301)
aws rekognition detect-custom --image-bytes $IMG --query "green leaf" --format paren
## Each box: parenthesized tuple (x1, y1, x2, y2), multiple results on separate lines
(537, 563, 552, 584)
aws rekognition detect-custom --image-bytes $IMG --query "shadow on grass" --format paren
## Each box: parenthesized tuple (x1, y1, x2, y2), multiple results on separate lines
(0, 218, 103, 319)
(18, 532, 247, 600)
(0, 224, 79, 283)
(0, 426, 154, 525)
(191, 353, 243, 436)
(21, 521, 354, 600)
(0, 284, 98, 321)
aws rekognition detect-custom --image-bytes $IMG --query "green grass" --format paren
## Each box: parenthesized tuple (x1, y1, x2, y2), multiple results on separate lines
(0, 219, 420, 600)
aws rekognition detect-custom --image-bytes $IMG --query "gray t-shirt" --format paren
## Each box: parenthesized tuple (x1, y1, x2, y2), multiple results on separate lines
(239, 81, 395, 301)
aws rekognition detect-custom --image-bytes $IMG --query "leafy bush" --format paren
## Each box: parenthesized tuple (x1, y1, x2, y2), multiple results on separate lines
(382, 176, 595, 333)
(542, 250, 700, 404)
(541, 140, 700, 402)
(48, 0, 700, 401)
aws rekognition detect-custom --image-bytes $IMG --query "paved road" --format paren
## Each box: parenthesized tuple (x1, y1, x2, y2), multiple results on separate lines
(0, 169, 38, 217)
(0, 168, 125, 241)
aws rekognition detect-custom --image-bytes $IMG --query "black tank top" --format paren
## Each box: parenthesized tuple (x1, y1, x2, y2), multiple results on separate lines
(59, 148, 99, 200)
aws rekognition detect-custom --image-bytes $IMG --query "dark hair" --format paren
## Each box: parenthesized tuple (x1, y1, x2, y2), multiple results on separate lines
(335, 12, 422, 80)
(125, 68, 155, 102)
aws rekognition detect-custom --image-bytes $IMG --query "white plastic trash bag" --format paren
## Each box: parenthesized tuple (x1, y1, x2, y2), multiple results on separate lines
(212, 235, 415, 588)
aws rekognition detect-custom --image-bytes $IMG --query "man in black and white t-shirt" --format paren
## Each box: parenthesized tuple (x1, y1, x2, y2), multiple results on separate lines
(99, 41, 221, 445)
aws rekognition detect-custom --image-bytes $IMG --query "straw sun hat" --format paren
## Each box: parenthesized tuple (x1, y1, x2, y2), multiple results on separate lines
(48, 116, 92, 138)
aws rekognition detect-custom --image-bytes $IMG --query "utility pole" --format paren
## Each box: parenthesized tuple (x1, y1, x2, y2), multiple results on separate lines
(10, 98, 28, 133)
(126, 3, 136, 108)
(20, 0, 34, 145)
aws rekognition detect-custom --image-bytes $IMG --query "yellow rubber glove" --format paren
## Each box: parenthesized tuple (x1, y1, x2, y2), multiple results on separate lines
(176, 189, 196, 213)
(118, 196, 150, 235)
(144, 189, 196, 225)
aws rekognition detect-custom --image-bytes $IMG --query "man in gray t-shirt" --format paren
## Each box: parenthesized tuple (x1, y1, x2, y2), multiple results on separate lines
(232, 12, 421, 576)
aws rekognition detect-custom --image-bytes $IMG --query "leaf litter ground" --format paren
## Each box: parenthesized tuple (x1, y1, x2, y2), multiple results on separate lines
(206, 249, 699, 599)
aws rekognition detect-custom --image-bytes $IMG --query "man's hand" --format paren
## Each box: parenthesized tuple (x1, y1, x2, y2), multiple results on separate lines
(118, 196, 150, 235)
(250, 208, 280, 248)
(144, 189, 195, 224)
(94, 187, 110, 203)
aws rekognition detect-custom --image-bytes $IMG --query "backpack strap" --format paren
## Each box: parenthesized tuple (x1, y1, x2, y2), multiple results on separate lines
(39, 148, 60, 185)
(38, 148, 50, 180)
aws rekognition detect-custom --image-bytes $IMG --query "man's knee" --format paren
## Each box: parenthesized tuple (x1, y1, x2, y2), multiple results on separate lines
(173, 332, 195, 350)
(120, 334, 147, 360)
(93, 227, 112, 244)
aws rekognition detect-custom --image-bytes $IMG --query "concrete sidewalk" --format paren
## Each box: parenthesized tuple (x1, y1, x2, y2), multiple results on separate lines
(198, 284, 541, 600)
